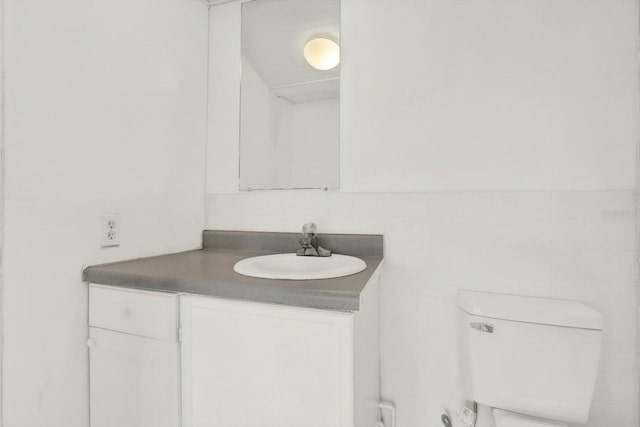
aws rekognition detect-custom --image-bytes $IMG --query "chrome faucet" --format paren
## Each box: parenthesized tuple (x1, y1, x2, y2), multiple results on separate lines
(296, 223, 332, 257)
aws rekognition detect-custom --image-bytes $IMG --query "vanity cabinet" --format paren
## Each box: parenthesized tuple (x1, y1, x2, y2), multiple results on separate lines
(88, 270, 380, 427)
(88, 285, 180, 427)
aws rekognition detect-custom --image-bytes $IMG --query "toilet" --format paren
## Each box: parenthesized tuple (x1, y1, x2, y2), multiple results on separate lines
(457, 290, 603, 427)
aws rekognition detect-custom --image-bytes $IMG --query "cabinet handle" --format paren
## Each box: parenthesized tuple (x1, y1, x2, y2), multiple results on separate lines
(86, 339, 95, 347)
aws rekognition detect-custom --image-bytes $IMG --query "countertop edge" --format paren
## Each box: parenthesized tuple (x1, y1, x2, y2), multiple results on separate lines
(83, 230, 384, 312)
(84, 253, 383, 312)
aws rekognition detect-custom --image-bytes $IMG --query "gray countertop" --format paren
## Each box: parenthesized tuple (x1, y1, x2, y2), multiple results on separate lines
(83, 231, 384, 311)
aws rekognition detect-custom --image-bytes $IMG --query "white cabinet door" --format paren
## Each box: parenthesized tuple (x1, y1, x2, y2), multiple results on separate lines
(89, 327, 180, 427)
(181, 296, 354, 427)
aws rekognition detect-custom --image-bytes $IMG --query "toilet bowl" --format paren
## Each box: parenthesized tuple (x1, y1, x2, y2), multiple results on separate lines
(493, 409, 567, 427)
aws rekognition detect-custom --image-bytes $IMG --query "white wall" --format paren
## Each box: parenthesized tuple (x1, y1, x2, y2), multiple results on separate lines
(209, 3, 241, 194)
(207, 1, 639, 426)
(340, 0, 638, 192)
(240, 55, 290, 189)
(290, 98, 339, 189)
(240, 54, 301, 189)
(0, 0, 5, 423)
(240, 54, 339, 190)
(2, 1, 208, 426)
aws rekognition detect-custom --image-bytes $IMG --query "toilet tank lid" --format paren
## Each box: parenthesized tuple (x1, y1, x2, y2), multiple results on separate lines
(457, 290, 603, 330)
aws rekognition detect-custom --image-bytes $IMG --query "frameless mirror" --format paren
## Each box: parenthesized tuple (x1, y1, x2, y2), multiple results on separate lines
(239, 0, 340, 190)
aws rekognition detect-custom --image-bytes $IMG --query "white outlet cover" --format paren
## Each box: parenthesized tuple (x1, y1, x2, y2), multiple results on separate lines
(101, 214, 121, 248)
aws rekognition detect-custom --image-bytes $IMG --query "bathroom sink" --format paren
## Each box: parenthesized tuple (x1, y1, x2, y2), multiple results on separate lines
(233, 253, 367, 280)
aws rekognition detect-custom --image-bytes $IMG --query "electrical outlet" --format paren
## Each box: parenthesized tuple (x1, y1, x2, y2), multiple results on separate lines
(101, 214, 121, 247)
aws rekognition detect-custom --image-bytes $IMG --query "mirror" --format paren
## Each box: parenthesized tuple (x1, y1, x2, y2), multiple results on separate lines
(239, 0, 340, 190)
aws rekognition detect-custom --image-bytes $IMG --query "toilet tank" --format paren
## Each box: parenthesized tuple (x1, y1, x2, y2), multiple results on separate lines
(457, 290, 603, 424)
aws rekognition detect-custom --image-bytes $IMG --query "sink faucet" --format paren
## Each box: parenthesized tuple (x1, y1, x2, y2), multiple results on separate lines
(297, 223, 332, 257)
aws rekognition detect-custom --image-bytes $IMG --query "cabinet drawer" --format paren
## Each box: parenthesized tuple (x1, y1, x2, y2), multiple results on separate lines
(89, 284, 178, 341)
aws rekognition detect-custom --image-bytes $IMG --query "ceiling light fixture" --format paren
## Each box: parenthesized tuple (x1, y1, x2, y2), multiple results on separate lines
(303, 37, 340, 71)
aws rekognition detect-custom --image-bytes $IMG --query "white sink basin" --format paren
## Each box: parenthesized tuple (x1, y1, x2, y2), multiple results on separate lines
(233, 253, 367, 280)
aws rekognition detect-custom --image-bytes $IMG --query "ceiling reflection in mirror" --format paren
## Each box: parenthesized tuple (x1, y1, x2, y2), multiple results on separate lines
(239, 0, 340, 191)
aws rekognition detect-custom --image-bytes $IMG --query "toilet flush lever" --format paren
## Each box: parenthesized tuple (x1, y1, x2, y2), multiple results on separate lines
(470, 322, 494, 333)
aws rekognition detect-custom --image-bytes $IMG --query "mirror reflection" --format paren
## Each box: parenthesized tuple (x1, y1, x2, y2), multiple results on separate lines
(239, 0, 340, 190)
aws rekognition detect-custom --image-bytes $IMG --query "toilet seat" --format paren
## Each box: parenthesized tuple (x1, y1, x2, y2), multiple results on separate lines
(493, 409, 568, 427)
